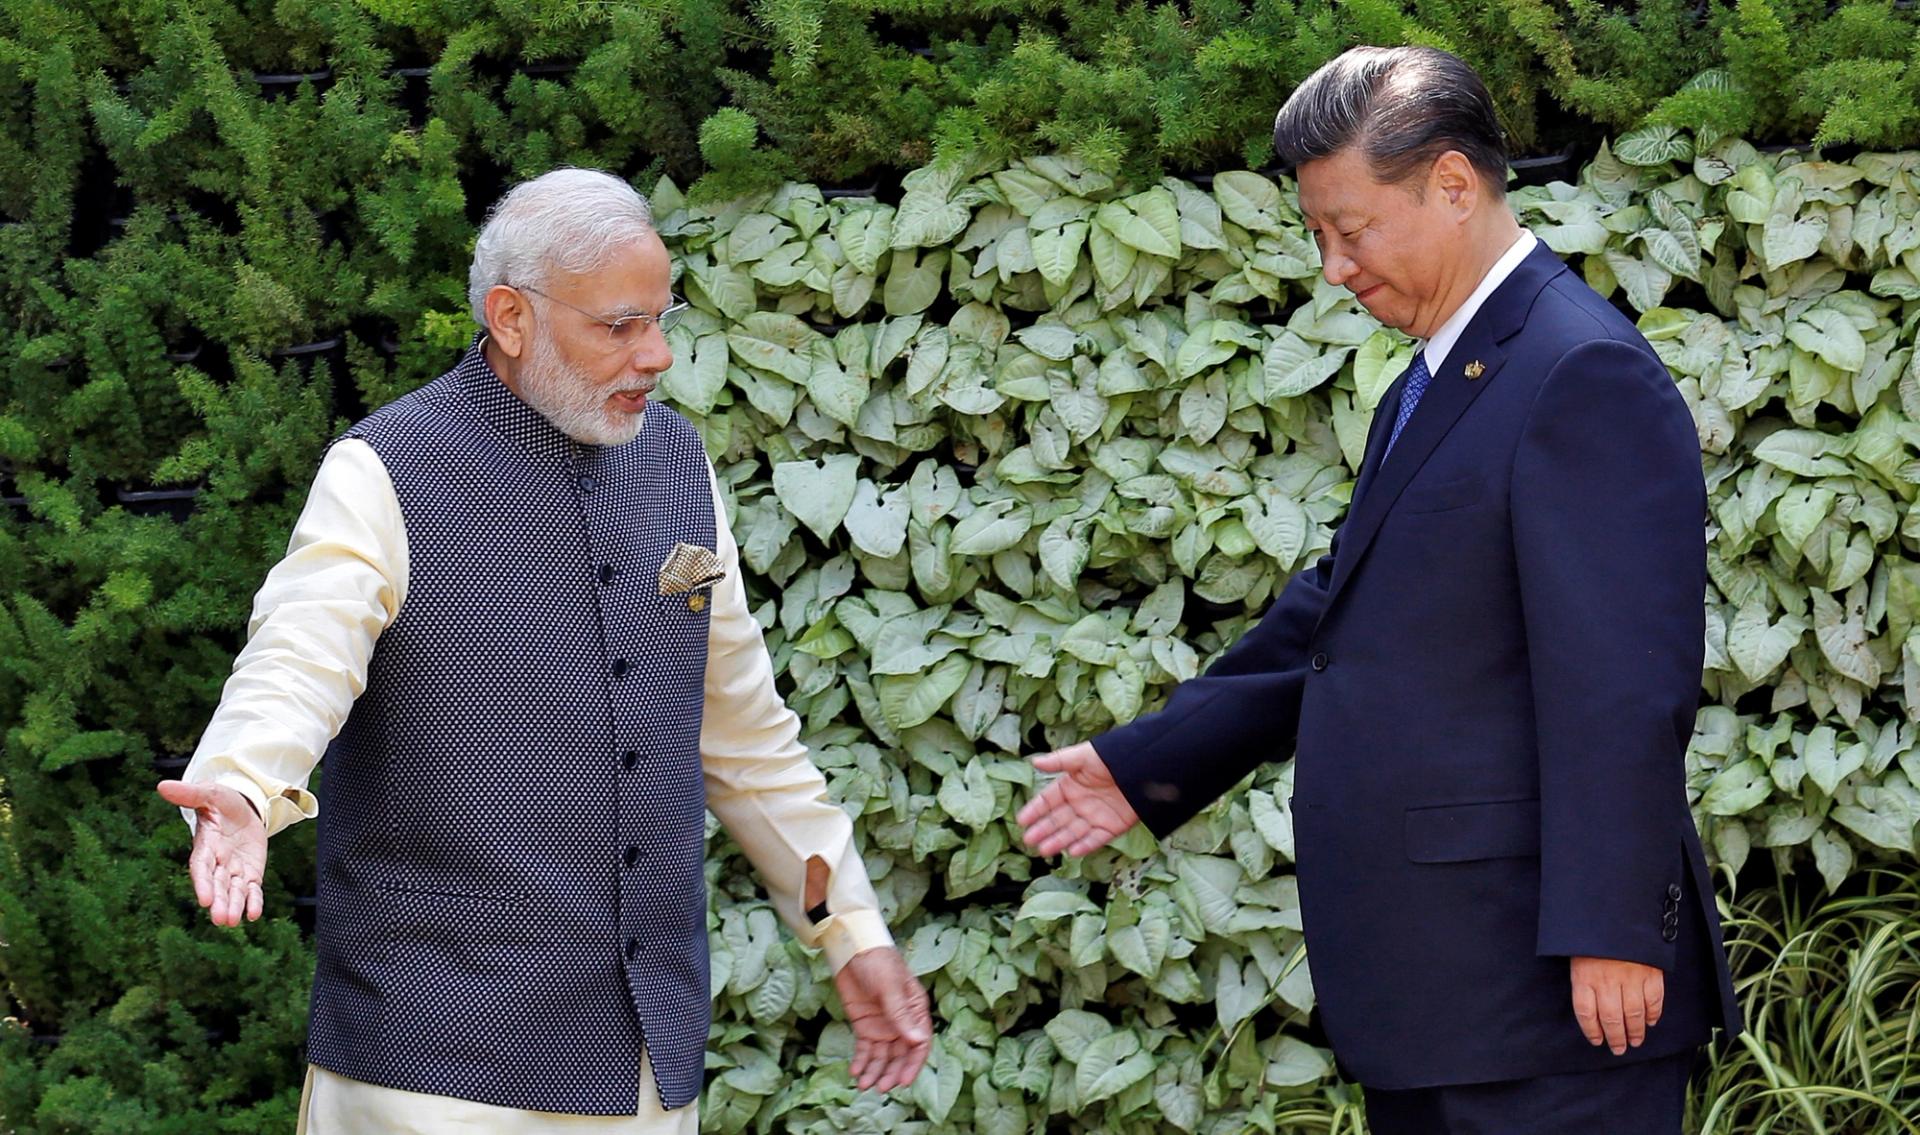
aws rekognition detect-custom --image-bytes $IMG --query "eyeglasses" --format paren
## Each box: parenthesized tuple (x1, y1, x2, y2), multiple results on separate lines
(511, 283, 689, 349)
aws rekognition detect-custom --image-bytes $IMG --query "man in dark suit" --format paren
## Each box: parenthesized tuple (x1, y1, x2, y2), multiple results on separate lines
(1018, 46, 1741, 1133)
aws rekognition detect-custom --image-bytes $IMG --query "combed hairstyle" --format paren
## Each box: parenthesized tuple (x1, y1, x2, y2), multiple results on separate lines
(1271, 46, 1508, 196)
(467, 168, 656, 329)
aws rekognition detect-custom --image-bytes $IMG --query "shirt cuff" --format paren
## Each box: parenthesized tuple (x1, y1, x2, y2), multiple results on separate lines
(180, 768, 319, 838)
(816, 908, 896, 972)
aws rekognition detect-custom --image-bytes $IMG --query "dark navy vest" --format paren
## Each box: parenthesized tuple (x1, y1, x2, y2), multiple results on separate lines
(307, 345, 717, 1114)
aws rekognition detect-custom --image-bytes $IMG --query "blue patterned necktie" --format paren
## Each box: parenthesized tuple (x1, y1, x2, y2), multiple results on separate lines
(1384, 350, 1431, 457)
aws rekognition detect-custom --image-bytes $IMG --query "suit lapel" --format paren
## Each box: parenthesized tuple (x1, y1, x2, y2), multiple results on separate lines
(1319, 244, 1569, 613)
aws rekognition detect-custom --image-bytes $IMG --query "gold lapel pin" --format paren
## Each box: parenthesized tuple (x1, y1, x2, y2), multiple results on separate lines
(1464, 360, 1486, 380)
(688, 593, 707, 613)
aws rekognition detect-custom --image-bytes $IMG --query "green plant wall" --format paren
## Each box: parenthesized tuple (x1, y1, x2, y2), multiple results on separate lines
(6, 2, 1920, 1133)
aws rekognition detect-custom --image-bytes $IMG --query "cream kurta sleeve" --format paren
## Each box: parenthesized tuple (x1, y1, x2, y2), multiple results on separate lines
(698, 463, 895, 972)
(180, 439, 407, 835)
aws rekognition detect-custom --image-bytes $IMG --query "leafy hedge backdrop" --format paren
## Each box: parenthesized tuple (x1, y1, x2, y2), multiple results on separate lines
(4, 2, 1920, 1133)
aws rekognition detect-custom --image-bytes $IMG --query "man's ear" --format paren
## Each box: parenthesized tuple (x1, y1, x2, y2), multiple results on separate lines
(483, 284, 531, 359)
(1430, 150, 1479, 214)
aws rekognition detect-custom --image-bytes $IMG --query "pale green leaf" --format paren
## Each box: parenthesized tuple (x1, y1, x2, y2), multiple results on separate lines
(772, 455, 859, 540)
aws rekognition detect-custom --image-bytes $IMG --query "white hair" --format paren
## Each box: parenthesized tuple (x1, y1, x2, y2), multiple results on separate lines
(467, 168, 656, 329)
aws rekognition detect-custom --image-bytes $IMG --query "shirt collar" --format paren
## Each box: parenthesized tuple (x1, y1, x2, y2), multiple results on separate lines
(1419, 229, 1538, 373)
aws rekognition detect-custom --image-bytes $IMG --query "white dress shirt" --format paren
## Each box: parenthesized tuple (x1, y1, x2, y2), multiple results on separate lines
(1419, 229, 1539, 372)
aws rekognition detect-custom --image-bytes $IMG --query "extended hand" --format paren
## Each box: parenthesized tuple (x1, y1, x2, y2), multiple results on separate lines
(1017, 741, 1139, 857)
(155, 780, 268, 927)
(834, 946, 931, 1092)
(1570, 955, 1665, 1055)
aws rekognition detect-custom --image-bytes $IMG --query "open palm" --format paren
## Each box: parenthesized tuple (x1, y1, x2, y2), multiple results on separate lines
(156, 780, 268, 926)
(1017, 742, 1140, 857)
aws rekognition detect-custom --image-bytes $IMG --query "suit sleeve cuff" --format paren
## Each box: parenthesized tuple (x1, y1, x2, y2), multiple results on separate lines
(816, 908, 895, 973)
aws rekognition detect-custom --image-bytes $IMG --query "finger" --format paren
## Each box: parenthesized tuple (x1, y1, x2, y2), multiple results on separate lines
(1068, 826, 1118, 857)
(878, 975, 931, 1044)
(1025, 809, 1071, 854)
(890, 1034, 931, 1088)
(1644, 971, 1666, 1029)
(858, 1037, 894, 1091)
(1623, 981, 1647, 1048)
(1572, 981, 1603, 1046)
(1018, 797, 1066, 846)
(848, 1032, 873, 1085)
(878, 1038, 917, 1092)
(186, 828, 217, 907)
(208, 860, 230, 926)
(1035, 815, 1092, 857)
(1016, 778, 1071, 829)
(246, 878, 265, 922)
(155, 779, 210, 809)
(1596, 980, 1627, 1055)
(1030, 751, 1070, 773)
(227, 870, 250, 928)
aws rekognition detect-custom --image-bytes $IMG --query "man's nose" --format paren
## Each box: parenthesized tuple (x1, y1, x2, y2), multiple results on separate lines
(631, 324, 672, 373)
(1321, 247, 1356, 288)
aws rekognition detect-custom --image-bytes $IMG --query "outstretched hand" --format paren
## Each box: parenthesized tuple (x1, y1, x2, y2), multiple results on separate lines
(1017, 741, 1140, 857)
(834, 946, 932, 1092)
(155, 780, 268, 927)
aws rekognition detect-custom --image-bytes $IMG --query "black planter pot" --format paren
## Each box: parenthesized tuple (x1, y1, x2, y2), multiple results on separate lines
(251, 69, 335, 101)
(1509, 147, 1581, 189)
(151, 752, 193, 776)
(270, 335, 347, 377)
(71, 153, 130, 256)
(117, 485, 203, 521)
(1, 460, 27, 516)
(517, 60, 577, 80)
(387, 65, 434, 127)
(1182, 585, 1245, 631)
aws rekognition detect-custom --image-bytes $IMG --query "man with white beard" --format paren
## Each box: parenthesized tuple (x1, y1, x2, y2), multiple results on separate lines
(157, 168, 930, 1133)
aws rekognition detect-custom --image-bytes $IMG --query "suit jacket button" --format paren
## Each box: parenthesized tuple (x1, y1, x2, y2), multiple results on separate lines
(1662, 925, 1679, 943)
(1310, 652, 1329, 672)
(1667, 883, 1683, 901)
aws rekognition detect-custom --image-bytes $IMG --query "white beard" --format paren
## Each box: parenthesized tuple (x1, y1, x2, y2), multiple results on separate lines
(517, 331, 653, 446)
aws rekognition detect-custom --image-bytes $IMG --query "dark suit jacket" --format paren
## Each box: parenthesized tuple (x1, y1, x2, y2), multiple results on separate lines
(1096, 242, 1742, 1089)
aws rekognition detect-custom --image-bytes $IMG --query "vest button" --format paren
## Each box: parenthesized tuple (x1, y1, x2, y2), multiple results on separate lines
(624, 845, 640, 867)
(624, 937, 639, 960)
(599, 563, 615, 584)
(623, 749, 639, 769)
(578, 475, 597, 493)
(613, 658, 630, 678)
(1310, 652, 1329, 671)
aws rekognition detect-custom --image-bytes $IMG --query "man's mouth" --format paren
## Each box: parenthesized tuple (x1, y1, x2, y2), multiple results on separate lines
(1354, 284, 1383, 302)
(611, 387, 653, 410)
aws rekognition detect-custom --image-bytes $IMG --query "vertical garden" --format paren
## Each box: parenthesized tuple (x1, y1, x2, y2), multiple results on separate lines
(4, 2, 1919, 1132)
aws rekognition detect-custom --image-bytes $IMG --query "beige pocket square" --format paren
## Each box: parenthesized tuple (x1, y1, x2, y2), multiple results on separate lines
(659, 542, 725, 596)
